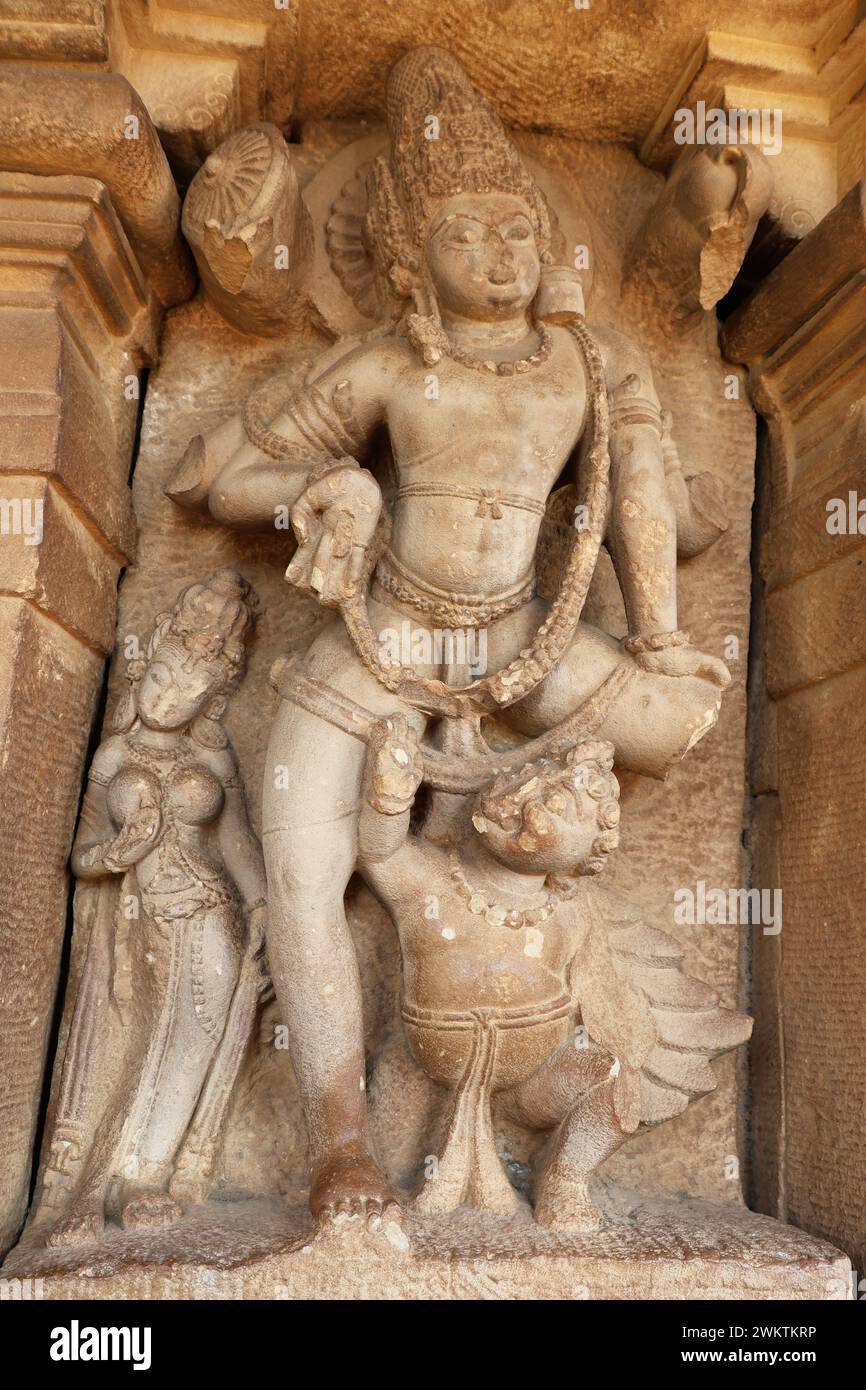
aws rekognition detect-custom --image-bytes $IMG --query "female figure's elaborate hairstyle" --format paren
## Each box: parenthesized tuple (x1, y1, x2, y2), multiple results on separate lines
(114, 568, 259, 745)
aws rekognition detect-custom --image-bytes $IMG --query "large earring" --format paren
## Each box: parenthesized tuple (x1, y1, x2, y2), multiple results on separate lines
(533, 264, 585, 325)
(189, 691, 229, 749)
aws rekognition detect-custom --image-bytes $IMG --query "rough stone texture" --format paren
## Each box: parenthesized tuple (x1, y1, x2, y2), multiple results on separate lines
(723, 180, 866, 1274)
(0, 604, 105, 1256)
(4, 3, 863, 236)
(4, 1189, 851, 1300)
(0, 12, 860, 1295)
(0, 173, 158, 1256)
(0, 67, 193, 307)
(293, 2, 855, 147)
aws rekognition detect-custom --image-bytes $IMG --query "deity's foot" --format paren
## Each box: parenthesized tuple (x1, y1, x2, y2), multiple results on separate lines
(310, 1148, 401, 1226)
(168, 1146, 216, 1205)
(534, 1175, 602, 1232)
(167, 1171, 209, 1206)
(120, 1187, 183, 1231)
(46, 1203, 106, 1248)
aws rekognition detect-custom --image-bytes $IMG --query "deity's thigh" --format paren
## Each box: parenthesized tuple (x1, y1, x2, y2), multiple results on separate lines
(491, 603, 723, 779)
(263, 610, 427, 845)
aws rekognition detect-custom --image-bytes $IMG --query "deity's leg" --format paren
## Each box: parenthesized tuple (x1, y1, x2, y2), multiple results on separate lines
(488, 602, 726, 779)
(263, 628, 425, 1222)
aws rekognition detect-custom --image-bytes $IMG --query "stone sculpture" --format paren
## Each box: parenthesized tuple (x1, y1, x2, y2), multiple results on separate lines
(36, 570, 266, 1246)
(164, 48, 749, 1229)
(359, 718, 750, 1228)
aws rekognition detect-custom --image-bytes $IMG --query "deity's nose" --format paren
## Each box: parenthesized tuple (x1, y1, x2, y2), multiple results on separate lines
(484, 228, 516, 283)
(488, 254, 516, 285)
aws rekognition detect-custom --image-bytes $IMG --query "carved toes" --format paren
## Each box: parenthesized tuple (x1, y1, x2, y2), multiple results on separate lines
(121, 1191, 183, 1232)
(46, 1207, 106, 1248)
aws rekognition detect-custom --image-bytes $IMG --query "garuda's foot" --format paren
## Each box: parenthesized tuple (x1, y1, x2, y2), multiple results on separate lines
(46, 1203, 105, 1248)
(534, 1175, 602, 1232)
(120, 1188, 183, 1231)
(310, 1149, 401, 1226)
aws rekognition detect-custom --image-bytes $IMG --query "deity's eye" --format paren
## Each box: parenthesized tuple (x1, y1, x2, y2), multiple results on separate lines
(505, 221, 531, 241)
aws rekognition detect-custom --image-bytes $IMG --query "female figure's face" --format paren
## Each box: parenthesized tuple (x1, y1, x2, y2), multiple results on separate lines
(425, 193, 541, 321)
(136, 638, 224, 731)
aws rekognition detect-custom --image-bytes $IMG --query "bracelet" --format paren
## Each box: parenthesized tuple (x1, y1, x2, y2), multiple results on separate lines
(609, 404, 663, 435)
(623, 629, 690, 655)
(305, 455, 359, 488)
(244, 897, 267, 913)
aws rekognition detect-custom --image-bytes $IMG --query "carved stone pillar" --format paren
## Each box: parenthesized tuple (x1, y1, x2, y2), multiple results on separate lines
(723, 181, 866, 1274)
(0, 172, 158, 1253)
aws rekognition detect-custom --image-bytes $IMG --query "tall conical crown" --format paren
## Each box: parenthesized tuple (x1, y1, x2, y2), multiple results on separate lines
(366, 47, 553, 288)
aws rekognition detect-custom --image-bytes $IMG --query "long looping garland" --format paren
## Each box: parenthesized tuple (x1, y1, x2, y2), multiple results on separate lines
(337, 319, 611, 718)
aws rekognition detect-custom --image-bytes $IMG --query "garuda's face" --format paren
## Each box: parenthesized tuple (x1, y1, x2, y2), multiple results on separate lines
(474, 776, 606, 876)
(425, 193, 541, 320)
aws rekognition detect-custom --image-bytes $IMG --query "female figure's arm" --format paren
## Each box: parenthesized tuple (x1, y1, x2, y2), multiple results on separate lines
(71, 738, 130, 880)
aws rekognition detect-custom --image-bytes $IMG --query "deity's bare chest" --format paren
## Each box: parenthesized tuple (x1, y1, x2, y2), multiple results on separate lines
(388, 343, 586, 488)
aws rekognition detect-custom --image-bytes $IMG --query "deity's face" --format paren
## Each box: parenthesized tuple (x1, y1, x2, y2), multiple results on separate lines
(424, 193, 541, 321)
(136, 636, 226, 731)
(474, 766, 619, 876)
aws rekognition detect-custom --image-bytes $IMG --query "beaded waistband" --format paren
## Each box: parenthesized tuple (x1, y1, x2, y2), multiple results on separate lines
(373, 549, 534, 629)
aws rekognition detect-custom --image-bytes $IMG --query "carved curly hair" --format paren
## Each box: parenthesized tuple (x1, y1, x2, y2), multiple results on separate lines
(475, 740, 621, 877)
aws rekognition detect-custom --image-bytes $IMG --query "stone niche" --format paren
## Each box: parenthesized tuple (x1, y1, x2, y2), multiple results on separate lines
(0, 2, 862, 1302)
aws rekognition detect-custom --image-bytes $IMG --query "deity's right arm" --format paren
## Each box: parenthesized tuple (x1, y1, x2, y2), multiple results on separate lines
(168, 339, 391, 532)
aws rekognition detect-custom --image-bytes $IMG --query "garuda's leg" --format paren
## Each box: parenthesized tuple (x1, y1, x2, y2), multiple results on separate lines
(502, 1037, 641, 1231)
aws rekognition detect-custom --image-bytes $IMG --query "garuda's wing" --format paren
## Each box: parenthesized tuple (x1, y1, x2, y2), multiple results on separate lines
(572, 884, 752, 1126)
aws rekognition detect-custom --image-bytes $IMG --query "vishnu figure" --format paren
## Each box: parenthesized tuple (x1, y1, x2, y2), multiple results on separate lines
(168, 49, 730, 1222)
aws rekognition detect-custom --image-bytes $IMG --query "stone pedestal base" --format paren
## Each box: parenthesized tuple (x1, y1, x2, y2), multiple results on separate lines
(3, 1189, 851, 1301)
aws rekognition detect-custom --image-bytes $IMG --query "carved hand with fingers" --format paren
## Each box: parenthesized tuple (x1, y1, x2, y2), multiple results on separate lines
(285, 459, 382, 607)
